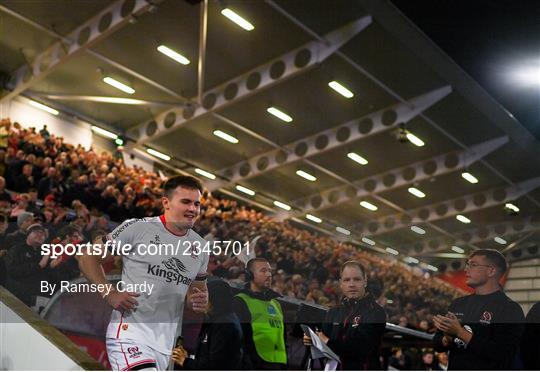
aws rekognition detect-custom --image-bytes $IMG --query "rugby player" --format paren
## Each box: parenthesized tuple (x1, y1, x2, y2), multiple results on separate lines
(79, 175, 209, 370)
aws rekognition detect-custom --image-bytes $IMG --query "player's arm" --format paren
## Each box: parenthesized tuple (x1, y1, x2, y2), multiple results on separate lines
(186, 279, 208, 313)
(78, 230, 139, 311)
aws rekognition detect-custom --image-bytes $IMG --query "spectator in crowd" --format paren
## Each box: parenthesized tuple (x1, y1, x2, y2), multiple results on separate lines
(0, 176, 10, 201)
(7, 211, 35, 247)
(417, 351, 436, 370)
(13, 163, 36, 193)
(388, 348, 411, 370)
(37, 167, 59, 200)
(5, 223, 49, 307)
(436, 352, 449, 371)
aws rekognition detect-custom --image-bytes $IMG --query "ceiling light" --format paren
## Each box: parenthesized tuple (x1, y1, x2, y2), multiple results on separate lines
(296, 170, 317, 182)
(456, 215, 471, 224)
(273, 200, 291, 211)
(347, 152, 368, 165)
(157, 45, 190, 65)
(410, 225, 426, 235)
(328, 81, 354, 98)
(235, 185, 255, 196)
(103, 77, 135, 94)
(494, 236, 507, 245)
(359, 201, 377, 211)
(306, 214, 322, 223)
(426, 264, 438, 272)
(28, 100, 59, 116)
(146, 148, 171, 161)
(361, 237, 376, 246)
(451, 246, 465, 254)
(267, 107, 292, 123)
(505, 203, 520, 213)
(405, 257, 419, 264)
(336, 226, 351, 235)
(408, 187, 426, 198)
(213, 130, 239, 144)
(91, 125, 117, 140)
(221, 8, 254, 31)
(386, 247, 399, 255)
(406, 132, 425, 147)
(461, 172, 478, 184)
(195, 168, 216, 180)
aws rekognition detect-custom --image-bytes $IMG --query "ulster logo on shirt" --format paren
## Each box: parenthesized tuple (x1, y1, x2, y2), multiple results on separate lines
(479, 311, 492, 325)
(352, 316, 362, 328)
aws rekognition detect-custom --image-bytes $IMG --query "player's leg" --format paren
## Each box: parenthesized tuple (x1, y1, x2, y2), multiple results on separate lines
(106, 338, 158, 371)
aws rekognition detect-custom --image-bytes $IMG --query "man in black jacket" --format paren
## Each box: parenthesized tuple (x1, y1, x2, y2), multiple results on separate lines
(303, 260, 387, 370)
(433, 249, 524, 370)
(172, 279, 243, 370)
(5, 223, 50, 307)
(521, 301, 540, 370)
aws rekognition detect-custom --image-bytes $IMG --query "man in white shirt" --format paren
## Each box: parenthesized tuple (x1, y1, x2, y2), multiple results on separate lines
(79, 175, 209, 370)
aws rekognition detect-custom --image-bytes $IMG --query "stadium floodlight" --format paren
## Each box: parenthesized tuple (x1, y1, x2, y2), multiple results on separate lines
(386, 247, 399, 255)
(408, 187, 426, 198)
(494, 236, 507, 245)
(347, 152, 368, 165)
(91, 126, 118, 140)
(267, 107, 293, 123)
(406, 132, 425, 147)
(461, 172, 479, 184)
(306, 214, 322, 223)
(336, 226, 351, 235)
(29, 100, 59, 115)
(456, 215, 471, 224)
(157, 45, 190, 65)
(451, 246, 465, 254)
(235, 185, 255, 196)
(361, 237, 376, 246)
(103, 77, 135, 94)
(410, 225, 426, 235)
(221, 8, 254, 31)
(195, 168, 216, 180)
(213, 130, 239, 144)
(273, 200, 291, 210)
(359, 201, 377, 211)
(296, 170, 317, 182)
(146, 148, 171, 161)
(328, 81, 354, 98)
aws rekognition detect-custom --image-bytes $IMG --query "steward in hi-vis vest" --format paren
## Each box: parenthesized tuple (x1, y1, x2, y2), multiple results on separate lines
(233, 258, 287, 370)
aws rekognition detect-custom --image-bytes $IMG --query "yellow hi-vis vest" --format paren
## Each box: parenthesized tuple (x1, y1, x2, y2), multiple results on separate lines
(236, 293, 287, 364)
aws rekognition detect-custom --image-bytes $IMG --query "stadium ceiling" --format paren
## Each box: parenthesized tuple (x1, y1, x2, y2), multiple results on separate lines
(1, 0, 540, 271)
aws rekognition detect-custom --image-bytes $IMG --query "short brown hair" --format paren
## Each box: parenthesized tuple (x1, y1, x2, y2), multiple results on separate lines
(339, 260, 367, 278)
(469, 249, 508, 276)
(163, 175, 203, 198)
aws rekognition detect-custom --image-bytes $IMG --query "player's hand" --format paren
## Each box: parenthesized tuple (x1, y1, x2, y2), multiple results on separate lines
(106, 290, 140, 311)
(434, 313, 462, 337)
(188, 287, 208, 313)
(303, 334, 312, 346)
(171, 346, 188, 366)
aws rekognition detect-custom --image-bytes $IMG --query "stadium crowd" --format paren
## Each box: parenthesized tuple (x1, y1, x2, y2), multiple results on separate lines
(0, 117, 462, 334)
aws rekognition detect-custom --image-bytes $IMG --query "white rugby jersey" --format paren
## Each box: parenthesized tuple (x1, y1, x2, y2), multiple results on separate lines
(105, 215, 208, 354)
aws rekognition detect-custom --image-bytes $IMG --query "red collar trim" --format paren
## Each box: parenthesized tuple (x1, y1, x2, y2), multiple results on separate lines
(159, 214, 188, 237)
